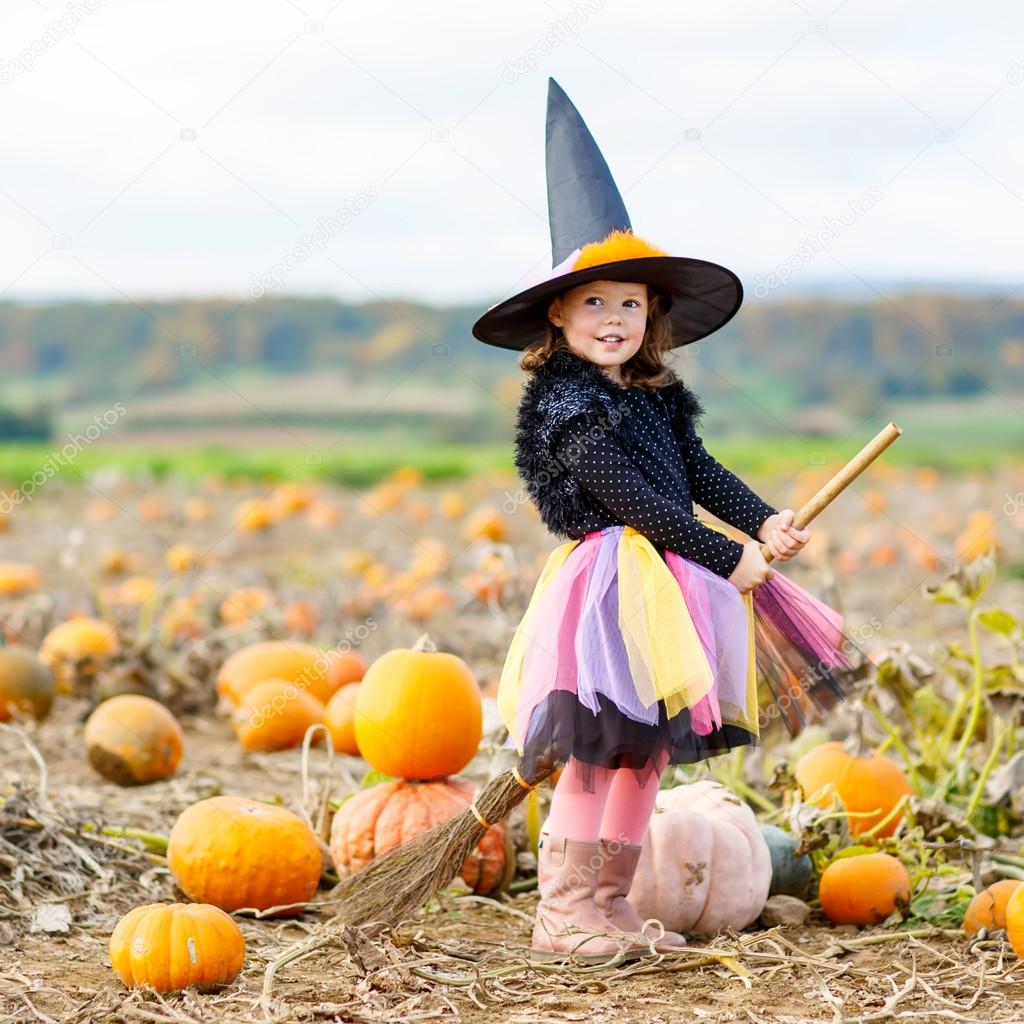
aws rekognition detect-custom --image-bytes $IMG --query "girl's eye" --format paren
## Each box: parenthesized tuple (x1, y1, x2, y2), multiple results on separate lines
(585, 297, 640, 307)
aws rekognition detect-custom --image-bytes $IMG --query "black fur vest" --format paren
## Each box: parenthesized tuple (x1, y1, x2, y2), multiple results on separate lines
(512, 348, 704, 540)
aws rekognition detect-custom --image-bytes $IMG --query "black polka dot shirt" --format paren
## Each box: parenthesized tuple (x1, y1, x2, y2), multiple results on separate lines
(551, 387, 777, 578)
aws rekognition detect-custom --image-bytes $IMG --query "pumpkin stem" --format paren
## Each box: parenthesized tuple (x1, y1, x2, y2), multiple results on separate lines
(412, 633, 437, 653)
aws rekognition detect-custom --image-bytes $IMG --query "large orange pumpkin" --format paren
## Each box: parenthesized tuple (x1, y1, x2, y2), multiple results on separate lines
(231, 678, 325, 751)
(0, 645, 55, 721)
(168, 796, 322, 914)
(964, 879, 1023, 936)
(818, 851, 911, 925)
(216, 640, 344, 705)
(84, 695, 184, 785)
(794, 741, 912, 837)
(329, 778, 510, 895)
(109, 902, 244, 991)
(354, 634, 481, 779)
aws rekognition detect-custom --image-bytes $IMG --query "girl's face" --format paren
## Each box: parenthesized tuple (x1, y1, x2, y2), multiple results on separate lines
(547, 280, 648, 383)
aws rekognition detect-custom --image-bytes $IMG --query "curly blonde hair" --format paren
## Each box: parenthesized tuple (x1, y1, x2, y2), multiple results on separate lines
(518, 285, 678, 389)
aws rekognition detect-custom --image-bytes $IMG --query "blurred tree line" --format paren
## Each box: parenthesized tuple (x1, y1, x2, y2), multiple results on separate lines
(0, 293, 1020, 438)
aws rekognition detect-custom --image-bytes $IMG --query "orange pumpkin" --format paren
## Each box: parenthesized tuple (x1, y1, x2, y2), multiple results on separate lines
(166, 543, 204, 572)
(964, 879, 1023, 936)
(0, 561, 41, 596)
(305, 500, 342, 530)
(818, 852, 911, 925)
(84, 694, 184, 785)
(232, 678, 325, 751)
(354, 634, 481, 779)
(109, 902, 244, 991)
(216, 640, 343, 705)
(461, 504, 506, 543)
(219, 587, 271, 625)
(271, 482, 314, 515)
(233, 497, 276, 532)
(794, 741, 912, 837)
(330, 778, 509, 895)
(168, 796, 321, 914)
(1005, 883, 1024, 956)
(438, 491, 466, 520)
(0, 645, 55, 721)
(40, 617, 120, 692)
(324, 683, 361, 755)
(183, 496, 213, 523)
(116, 575, 160, 608)
(283, 599, 319, 636)
(325, 649, 367, 688)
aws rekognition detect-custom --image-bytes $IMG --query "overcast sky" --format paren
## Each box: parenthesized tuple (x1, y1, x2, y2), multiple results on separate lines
(2, 0, 1022, 309)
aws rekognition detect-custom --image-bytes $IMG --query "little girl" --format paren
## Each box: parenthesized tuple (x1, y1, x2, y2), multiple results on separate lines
(472, 79, 852, 965)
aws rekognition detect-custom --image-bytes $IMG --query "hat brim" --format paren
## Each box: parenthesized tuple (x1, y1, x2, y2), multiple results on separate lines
(471, 256, 742, 351)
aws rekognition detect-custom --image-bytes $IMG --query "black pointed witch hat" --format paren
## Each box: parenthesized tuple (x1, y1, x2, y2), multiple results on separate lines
(472, 78, 743, 351)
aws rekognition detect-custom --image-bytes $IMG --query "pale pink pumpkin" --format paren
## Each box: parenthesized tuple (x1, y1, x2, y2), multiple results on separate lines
(627, 780, 772, 935)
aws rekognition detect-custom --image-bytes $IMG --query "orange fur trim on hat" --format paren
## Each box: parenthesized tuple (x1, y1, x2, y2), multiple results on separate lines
(571, 229, 668, 271)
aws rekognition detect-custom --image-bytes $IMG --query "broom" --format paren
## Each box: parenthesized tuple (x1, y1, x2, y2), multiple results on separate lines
(330, 422, 903, 932)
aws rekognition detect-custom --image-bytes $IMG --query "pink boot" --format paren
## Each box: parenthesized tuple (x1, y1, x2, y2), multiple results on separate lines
(594, 839, 687, 951)
(531, 834, 649, 965)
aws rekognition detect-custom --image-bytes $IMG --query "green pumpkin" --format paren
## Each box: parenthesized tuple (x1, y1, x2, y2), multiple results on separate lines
(759, 824, 814, 898)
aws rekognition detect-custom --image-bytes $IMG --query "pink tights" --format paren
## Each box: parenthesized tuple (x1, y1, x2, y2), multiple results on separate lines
(543, 749, 671, 845)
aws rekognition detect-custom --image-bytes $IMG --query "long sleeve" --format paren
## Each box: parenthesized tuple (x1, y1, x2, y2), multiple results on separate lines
(677, 419, 777, 540)
(552, 413, 746, 578)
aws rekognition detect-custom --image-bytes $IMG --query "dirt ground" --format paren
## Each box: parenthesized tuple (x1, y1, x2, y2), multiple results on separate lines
(5, 709, 1024, 1024)
(3, 469, 1024, 1022)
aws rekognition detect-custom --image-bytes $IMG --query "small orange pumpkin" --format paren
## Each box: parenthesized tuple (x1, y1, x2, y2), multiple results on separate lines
(219, 587, 272, 626)
(84, 694, 184, 785)
(325, 649, 367, 688)
(354, 634, 481, 780)
(233, 496, 276, 532)
(460, 504, 506, 543)
(818, 851, 911, 925)
(794, 741, 912, 837)
(0, 561, 41, 596)
(330, 778, 509, 895)
(216, 640, 343, 705)
(231, 678, 325, 751)
(40, 617, 120, 692)
(324, 682, 361, 755)
(0, 645, 55, 721)
(109, 902, 244, 991)
(964, 879, 1023, 936)
(168, 796, 322, 914)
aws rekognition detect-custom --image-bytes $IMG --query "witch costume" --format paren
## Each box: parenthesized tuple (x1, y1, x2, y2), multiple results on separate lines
(474, 79, 856, 793)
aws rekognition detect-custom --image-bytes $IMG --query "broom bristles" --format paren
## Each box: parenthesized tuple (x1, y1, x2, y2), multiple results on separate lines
(330, 764, 555, 931)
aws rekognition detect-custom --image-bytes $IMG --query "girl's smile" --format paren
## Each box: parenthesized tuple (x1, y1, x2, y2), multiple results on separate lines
(547, 280, 648, 385)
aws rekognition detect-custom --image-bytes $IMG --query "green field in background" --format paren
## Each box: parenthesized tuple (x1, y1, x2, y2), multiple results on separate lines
(0, 425, 1020, 490)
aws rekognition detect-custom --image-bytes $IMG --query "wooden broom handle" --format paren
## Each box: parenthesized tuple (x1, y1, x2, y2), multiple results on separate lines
(759, 422, 903, 563)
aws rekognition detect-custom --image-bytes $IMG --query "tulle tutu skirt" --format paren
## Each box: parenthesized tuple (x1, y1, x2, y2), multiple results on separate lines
(497, 523, 856, 791)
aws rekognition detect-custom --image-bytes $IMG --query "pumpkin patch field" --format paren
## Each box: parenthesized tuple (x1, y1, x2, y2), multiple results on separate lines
(3, 461, 1024, 1023)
